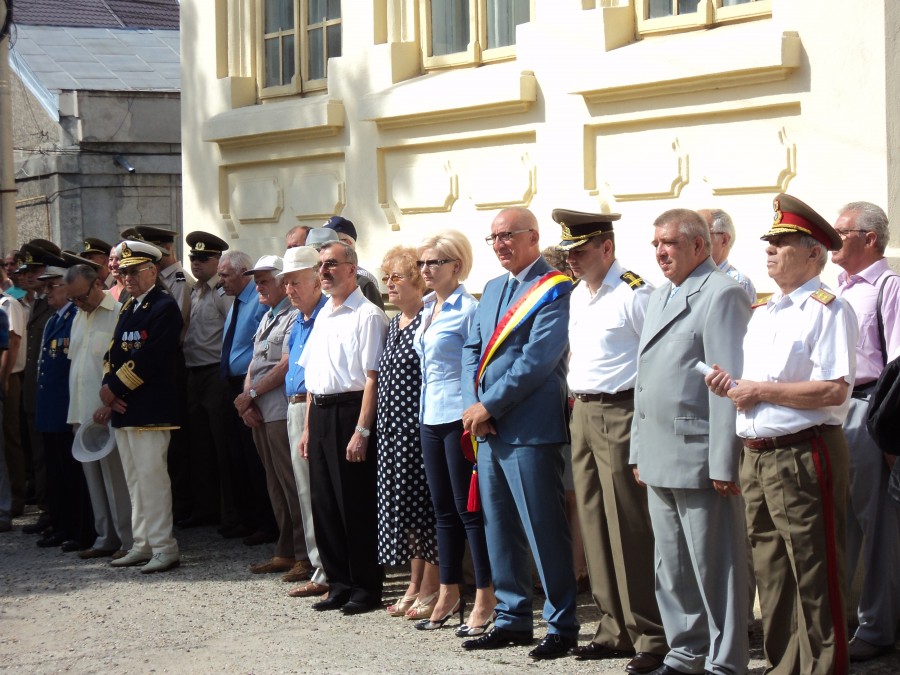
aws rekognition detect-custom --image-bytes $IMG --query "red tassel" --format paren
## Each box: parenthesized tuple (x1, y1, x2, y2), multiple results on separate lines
(467, 468, 480, 512)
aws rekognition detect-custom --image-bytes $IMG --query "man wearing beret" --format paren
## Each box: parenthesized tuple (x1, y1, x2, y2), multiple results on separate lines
(102, 240, 183, 573)
(179, 232, 235, 529)
(556, 209, 667, 672)
(706, 194, 858, 674)
(631, 208, 751, 675)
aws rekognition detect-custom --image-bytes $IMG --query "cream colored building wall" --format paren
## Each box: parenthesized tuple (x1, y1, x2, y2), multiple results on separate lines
(181, 0, 899, 294)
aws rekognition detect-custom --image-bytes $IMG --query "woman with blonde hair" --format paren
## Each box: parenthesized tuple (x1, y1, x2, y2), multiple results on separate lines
(375, 246, 440, 620)
(412, 230, 496, 633)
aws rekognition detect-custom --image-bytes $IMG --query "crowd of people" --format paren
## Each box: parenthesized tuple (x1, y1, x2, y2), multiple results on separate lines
(0, 196, 897, 674)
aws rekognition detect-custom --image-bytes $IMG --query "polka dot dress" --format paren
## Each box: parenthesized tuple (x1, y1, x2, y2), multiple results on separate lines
(376, 311, 438, 566)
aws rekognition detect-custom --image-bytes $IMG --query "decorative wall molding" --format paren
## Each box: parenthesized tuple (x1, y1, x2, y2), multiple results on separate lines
(229, 177, 283, 224)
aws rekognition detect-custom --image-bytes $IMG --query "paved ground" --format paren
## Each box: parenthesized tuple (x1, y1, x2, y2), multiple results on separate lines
(2, 511, 899, 674)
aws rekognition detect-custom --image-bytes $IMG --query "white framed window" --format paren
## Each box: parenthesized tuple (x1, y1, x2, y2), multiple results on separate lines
(421, 0, 531, 70)
(258, 0, 342, 98)
(638, 0, 771, 35)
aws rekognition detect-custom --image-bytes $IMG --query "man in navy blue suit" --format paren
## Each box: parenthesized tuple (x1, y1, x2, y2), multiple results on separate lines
(461, 207, 578, 660)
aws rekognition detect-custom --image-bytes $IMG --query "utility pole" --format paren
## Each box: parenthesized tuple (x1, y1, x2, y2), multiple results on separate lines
(0, 0, 17, 252)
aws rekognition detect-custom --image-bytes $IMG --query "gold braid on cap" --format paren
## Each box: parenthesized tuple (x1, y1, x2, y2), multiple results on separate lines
(560, 221, 604, 242)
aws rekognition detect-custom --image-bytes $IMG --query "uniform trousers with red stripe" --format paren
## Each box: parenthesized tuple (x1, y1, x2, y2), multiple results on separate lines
(741, 425, 849, 675)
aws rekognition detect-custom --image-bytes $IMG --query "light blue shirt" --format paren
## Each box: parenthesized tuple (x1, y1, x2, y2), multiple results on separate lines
(285, 293, 327, 397)
(719, 258, 757, 304)
(224, 279, 267, 378)
(413, 284, 477, 425)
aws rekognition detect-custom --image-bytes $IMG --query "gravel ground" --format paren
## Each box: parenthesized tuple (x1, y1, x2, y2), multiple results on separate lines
(2, 511, 899, 674)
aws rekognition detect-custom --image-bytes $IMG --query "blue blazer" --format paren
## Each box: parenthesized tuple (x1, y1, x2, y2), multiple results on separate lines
(461, 256, 571, 446)
(35, 304, 77, 433)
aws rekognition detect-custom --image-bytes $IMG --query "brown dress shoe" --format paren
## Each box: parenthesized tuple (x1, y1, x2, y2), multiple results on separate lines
(281, 559, 313, 583)
(626, 652, 666, 674)
(288, 581, 330, 598)
(111, 550, 129, 560)
(249, 556, 296, 574)
(78, 548, 117, 559)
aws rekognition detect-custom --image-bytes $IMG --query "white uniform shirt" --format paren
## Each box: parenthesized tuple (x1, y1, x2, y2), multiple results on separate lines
(737, 276, 858, 438)
(67, 291, 121, 424)
(300, 287, 388, 395)
(568, 259, 653, 394)
(0, 295, 27, 373)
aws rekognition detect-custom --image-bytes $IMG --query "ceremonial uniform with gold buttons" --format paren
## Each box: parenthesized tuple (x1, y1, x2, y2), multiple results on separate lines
(103, 242, 183, 564)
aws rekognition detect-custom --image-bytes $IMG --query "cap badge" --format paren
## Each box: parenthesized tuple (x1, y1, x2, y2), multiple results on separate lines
(121, 244, 133, 259)
(195, 241, 206, 251)
(773, 198, 783, 225)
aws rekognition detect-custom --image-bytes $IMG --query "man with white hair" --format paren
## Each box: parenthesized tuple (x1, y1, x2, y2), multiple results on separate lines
(698, 209, 757, 303)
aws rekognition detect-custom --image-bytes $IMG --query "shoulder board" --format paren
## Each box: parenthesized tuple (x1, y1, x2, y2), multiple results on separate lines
(620, 271, 646, 290)
(216, 286, 226, 296)
(174, 271, 186, 282)
(751, 301, 767, 309)
(811, 288, 836, 305)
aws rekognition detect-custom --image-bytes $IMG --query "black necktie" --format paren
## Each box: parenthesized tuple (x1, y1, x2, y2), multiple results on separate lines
(220, 298, 240, 379)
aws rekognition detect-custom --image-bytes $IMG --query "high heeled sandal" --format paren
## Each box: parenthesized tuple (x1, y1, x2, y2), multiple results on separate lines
(455, 610, 496, 637)
(414, 598, 464, 631)
(405, 591, 439, 620)
(386, 595, 417, 617)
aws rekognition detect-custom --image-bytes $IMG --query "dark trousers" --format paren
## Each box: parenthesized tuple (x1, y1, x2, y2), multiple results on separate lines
(3, 372, 24, 513)
(43, 430, 94, 546)
(224, 376, 276, 535)
(185, 364, 235, 524)
(420, 420, 492, 588)
(167, 349, 191, 521)
(308, 396, 383, 604)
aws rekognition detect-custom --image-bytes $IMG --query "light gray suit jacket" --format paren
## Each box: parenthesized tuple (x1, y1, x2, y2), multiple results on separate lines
(630, 257, 751, 488)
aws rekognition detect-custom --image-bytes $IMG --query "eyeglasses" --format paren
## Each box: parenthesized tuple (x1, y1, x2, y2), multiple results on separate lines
(381, 273, 408, 284)
(484, 229, 532, 245)
(415, 259, 455, 270)
(67, 289, 93, 303)
(319, 260, 352, 270)
(120, 265, 152, 277)
(835, 229, 869, 239)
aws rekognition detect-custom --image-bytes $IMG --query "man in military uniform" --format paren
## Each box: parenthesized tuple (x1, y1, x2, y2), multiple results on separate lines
(34, 261, 95, 551)
(102, 240, 183, 574)
(556, 209, 667, 673)
(132, 226, 194, 328)
(179, 232, 234, 529)
(707, 194, 858, 674)
(79, 238, 113, 289)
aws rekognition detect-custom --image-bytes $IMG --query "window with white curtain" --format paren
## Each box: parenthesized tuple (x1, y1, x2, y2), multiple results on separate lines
(259, 0, 342, 98)
(423, 0, 531, 68)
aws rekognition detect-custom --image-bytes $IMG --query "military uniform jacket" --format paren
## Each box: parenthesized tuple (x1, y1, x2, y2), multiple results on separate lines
(23, 295, 53, 414)
(102, 285, 183, 428)
(35, 303, 77, 433)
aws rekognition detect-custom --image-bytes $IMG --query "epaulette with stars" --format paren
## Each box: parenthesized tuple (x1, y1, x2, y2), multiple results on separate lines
(174, 271, 186, 282)
(620, 271, 646, 290)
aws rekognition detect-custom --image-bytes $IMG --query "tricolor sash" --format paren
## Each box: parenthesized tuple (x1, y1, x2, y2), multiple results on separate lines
(465, 270, 573, 511)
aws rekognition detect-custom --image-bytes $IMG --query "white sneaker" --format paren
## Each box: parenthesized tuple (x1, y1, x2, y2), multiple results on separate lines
(140, 552, 180, 574)
(110, 549, 152, 567)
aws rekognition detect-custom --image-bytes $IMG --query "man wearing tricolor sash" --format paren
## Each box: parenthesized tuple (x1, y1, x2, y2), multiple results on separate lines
(706, 194, 857, 675)
(460, 207, 579, 660)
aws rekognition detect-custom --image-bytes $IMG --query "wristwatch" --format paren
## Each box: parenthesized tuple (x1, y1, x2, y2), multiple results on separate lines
(249, 388, 258, 399)
(355, 425, 370, 438)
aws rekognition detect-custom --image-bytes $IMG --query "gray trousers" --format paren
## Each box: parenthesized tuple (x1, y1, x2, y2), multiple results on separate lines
(82, 447, 133, 551)
(0, 401, 9, 524)
(648, 486, 749, 675)
(845, 395, 900, 645)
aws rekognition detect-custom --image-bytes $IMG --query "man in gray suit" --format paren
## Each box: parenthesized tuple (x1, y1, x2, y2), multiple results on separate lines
(630, 208, 751, 675)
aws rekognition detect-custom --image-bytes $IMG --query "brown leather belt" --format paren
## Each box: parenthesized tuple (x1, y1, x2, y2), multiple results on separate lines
(573, 389, 634, 403)
(311, 391, 364, 407)
(742, 424, 838, 451)
(287, 394, 306, 404)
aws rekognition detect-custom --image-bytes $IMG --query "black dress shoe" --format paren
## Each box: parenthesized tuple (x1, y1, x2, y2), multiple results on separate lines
(340, 599, 381, 615)
(23, 516, 52, 534)
(528, 633, 577, 660)
(61, 540, 82, 552)
(462, 627, 533, 650)
(37, 532, 67, 548)
(572, 642, 636, 660)
(626, 652, 666, 674)
(311, 594, 350, 611)
(243, 530, 278, 546)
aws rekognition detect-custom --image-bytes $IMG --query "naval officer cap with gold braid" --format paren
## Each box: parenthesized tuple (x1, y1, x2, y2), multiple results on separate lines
(763, 193, 843, 251)
(117, 240, 163, 269)
(552, 208, 621, 251)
